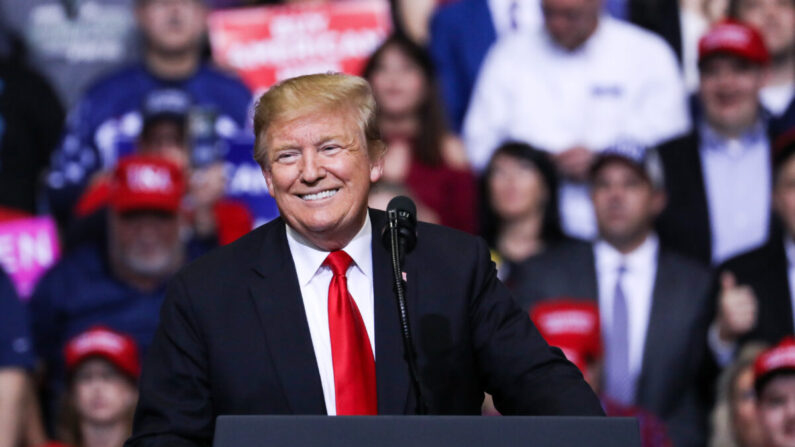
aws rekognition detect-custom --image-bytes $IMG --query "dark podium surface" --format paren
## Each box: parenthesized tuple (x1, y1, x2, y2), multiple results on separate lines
(213, 415, 640, 447)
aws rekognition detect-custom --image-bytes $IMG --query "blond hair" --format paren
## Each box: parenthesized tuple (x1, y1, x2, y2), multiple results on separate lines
(252, 72, 385, 168)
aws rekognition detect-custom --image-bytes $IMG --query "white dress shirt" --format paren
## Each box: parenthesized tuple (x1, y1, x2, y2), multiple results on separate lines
(594, 234, 658, 386)
(760, 83, 795, 117)
(464, 16, 690, 239)
(699, 121, 771, 265)
(488, 0, 541, 36)
(285, 214, 375, 416)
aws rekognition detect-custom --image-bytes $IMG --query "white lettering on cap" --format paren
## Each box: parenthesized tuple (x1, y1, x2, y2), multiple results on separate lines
(763, 347, 795, 371)
(73, 331, 125, 355)
(127, 165, 173, 193)
(703, 25, 751, 50)
(538, 311, 596, 335)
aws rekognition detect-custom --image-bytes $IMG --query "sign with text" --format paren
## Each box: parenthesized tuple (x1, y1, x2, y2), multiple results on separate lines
(0, 217, 61, 300)
(208, 1, 391, 93)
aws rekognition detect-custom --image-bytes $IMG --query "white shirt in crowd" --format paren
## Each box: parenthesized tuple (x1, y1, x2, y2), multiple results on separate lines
(286, 214, 376, 416)
(464, 16, 690, 239)
(699, 121, 771, 265)
(488, 0, 541, 36)
(594, 234, 659, 393)
(760, 83, 795, 117)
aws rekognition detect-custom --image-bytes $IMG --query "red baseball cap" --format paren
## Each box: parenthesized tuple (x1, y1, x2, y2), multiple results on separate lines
(64, 326, 141, 380)
(754, 337, 795, 392)
(698, 21, 769, 66)
(529, 299, 601, 374)
(110, 155, 185, 214)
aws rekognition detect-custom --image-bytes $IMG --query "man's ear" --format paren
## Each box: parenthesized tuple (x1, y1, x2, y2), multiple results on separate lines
(651, 189, 667, 217)
(369, 144, 386, 183)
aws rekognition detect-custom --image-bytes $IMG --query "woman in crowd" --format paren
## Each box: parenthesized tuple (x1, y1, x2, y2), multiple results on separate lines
(481, 142, 564, 286)
(363, 33, 477, 234)
(55, 327, 140, 447)
(709, 343, 768, 447)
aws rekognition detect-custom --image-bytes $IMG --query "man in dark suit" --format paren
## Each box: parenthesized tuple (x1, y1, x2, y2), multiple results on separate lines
(656, 21, 773, 266)
(711, 133, 795, 356)
(513, 147, 713, 447)
(126, 73, 603, 446)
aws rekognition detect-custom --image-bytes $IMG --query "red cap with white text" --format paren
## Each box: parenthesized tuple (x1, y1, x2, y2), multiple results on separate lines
(754, 337, 795, 392)
(698, 21, 769, 65)
(529, 299, 601, 373)
(64, 326, 141, 379)
(110, 155, 185, 213)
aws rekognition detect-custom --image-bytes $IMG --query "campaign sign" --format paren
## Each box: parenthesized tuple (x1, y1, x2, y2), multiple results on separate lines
(208, 1, 391, 92)
(223, 135, 280, 227)
(0, 217, 60, 300)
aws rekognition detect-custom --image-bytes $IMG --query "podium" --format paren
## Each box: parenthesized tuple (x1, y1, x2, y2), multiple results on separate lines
(213, 415, 640, 447)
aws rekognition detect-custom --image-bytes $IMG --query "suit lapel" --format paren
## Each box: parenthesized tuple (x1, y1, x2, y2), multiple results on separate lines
(687, 133, 713, 263)
(247, 220, 326, 414)
(766, 240, 795, 334)
(636, 252, 678, 407)
(370, 210, 412, 414)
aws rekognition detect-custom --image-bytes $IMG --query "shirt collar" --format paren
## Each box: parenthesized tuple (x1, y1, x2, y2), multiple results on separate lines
(285, 213, 373, 286)
(594, 233, 659, 274)
(699, 118, 767, 154)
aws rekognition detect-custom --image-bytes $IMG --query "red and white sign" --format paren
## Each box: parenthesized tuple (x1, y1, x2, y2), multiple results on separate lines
(208, 1, 391, 93)
(0, 217, 60, 300)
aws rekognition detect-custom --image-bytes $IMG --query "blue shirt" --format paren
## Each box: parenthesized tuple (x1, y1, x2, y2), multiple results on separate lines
(45, 63, 252, 221)
(0, 268, 35, 369)
(699, 120, 771, 264)
(29, 242, 167, 390)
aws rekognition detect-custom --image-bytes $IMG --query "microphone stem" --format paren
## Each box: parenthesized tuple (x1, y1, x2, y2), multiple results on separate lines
(387, 210, 428, 414)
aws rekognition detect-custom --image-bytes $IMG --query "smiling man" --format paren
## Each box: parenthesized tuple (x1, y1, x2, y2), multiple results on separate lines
(126, 73, 603, 446)
(657, 20, 772, 267)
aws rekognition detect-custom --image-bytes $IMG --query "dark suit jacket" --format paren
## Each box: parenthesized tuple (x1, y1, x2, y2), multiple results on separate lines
(126, 210, 603, 446)
(512, 239, 712, 447)
(429, 0, 682, 134)
(718, 237, 795, 346)
(656, 131, 713, 266)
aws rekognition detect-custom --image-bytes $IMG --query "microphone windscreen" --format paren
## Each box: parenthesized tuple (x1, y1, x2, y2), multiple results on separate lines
(386, 196, 417, 226)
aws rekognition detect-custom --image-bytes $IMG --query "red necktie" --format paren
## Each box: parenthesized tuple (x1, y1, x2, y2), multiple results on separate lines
(324, 250, 377, 415)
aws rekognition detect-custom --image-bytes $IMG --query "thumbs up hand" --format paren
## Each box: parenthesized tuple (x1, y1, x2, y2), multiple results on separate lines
(716, 272, 758, 343)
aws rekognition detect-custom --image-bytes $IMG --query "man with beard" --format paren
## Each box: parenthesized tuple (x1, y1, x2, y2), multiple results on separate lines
(30, 155, 186, 429)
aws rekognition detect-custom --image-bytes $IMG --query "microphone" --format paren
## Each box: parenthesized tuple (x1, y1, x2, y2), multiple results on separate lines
(381, 196, 428, 414)
(382, 196, 417, 262)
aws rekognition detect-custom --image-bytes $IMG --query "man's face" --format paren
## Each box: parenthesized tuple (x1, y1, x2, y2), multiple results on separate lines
(699, 55, 764, 135)
(591, 161, 664, 247)
(737, 0, 795, 58)
(136, 0, 206, 55)
(262, 109, 384, 250)
(542, 0, 600, 50)
(774, 156, 795, 237)
(109, 210, 183, 278)
(758, 375, 795, 447)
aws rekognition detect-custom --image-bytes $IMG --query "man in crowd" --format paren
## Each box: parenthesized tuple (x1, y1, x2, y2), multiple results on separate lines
(127, 73, 604, 445)
(0, 0, 139, 109)
(730, 0, 795, 117)
(754, 337, 795, 447)
(708, 132, 795, 362)
(0, 268, 36, 447)
(657, 21, 772, 266)
(462, 0, 689, 239)
(513, 148, 712, 447)
(31, 155, 187, 424)
(45, 0, 251, 226)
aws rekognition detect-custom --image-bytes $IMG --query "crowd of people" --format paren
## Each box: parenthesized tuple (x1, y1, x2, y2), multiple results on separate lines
(2, 0, 795, 445)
